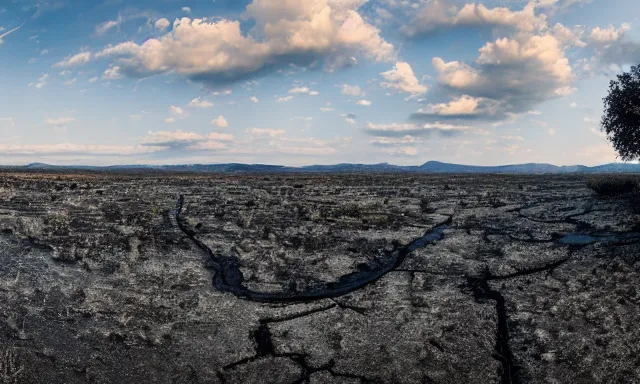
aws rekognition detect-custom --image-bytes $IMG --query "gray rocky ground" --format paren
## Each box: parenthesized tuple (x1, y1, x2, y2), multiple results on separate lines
(0, 172, 638, 383)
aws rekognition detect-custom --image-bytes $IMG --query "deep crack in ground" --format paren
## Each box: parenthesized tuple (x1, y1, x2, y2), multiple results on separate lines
(176, 194, 451, 303)
(0, 173, 638, 383)
(466, 271, 518, 384)
(177, 192, 634, 383)
(222, 320, 380, 383)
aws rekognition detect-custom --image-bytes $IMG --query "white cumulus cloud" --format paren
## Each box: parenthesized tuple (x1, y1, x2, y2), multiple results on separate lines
(380, 62, 427, 95)
(589, 24, 630, 44)
(95, 20, 118, 36)
(103, 66, 122, 79)
(403, 1, 547, 37)
(165, 105, 189, 123)
(54, 52, 91, 68)
(94, 0, 394, 85)
(188, 97, 214, 108)
(155, 18, 171, 31)
(249, 128, 286, 137)
(341, 84, 363, 96)
(277, 96, 294, 102)
(211, 115, 228, 127)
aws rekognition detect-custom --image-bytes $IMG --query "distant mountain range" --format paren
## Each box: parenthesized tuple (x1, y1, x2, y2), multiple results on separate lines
(4, 161, 640, 174)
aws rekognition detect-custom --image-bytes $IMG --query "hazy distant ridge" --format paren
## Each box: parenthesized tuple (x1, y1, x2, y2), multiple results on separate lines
(10, 161, 640, 174)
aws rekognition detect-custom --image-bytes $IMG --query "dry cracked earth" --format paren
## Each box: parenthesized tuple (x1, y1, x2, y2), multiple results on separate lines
(0, 172, 639, 383)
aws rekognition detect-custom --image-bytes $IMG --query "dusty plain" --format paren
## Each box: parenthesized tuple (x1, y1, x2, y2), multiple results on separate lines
(0, 172, 638, 384)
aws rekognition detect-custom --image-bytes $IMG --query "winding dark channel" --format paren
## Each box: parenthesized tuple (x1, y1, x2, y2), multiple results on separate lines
(176, 195, 450, 302)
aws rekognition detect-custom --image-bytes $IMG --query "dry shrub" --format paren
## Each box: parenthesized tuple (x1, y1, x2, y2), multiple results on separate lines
(586, 175, 639, 196)
(0, 347, 22, 384)
(628, 191, 640, 214)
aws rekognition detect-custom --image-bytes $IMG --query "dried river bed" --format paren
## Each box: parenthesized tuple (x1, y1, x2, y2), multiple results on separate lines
(0, 172, 638, 383)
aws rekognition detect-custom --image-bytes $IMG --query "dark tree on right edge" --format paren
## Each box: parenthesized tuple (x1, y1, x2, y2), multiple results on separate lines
(601, 64, 640, 161)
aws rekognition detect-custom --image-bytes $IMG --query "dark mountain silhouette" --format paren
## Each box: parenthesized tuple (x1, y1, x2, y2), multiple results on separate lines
(8, 161, 640, 174)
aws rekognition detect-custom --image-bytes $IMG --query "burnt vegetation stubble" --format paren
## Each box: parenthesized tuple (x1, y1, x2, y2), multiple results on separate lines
(0, 172, 638, 383)
(174, 173, 640, 383)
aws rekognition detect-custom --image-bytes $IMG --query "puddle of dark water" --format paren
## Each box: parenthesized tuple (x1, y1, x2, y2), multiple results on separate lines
(407, 225, 448, 252)
(558, 234, 598, 245)
(179, 194, 452, 302)
(558, 232, 640, 245)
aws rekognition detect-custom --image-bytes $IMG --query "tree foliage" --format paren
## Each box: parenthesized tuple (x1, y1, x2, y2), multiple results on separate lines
(601, 64, 640, 161)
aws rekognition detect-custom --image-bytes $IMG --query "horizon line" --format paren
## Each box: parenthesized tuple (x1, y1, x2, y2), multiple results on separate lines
(5, 160, 638, 169)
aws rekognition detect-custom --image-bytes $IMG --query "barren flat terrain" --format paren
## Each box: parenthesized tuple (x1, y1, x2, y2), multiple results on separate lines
(0, 172, 638, 383)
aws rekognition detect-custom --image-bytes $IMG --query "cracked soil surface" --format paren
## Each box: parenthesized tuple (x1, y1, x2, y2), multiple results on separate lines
(0, 172, 639, 383)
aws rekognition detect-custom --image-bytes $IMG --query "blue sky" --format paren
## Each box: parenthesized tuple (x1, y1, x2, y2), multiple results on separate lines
(0, 0, 639, 166)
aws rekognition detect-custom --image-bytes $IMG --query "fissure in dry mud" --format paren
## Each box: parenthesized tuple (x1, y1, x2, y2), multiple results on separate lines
(2, 174, 639, 383)
(176, 194, 593, 384)
(176, 194, 450, 302)
(176, 190, 640, 384)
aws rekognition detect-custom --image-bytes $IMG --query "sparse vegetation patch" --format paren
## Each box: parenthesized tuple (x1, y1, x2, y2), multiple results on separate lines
(586, 175, 639, 196)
